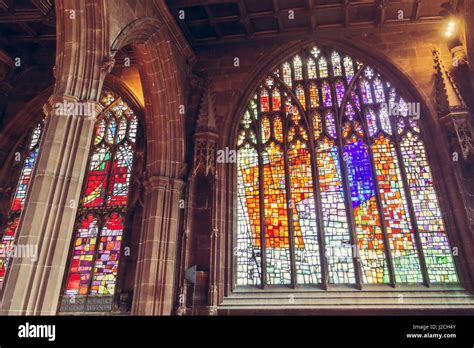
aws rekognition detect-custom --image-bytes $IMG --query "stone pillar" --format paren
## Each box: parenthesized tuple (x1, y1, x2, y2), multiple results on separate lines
(0, 96, 101, 315)
(132, 175, 185, 315)
(0, 0, 112, 314)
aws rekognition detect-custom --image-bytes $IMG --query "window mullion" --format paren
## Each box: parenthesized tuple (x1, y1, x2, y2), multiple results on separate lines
(282, 108, 298, 289)
(303, 50, 329, 288)
(327, 54, 364, 289)
(253, 94, 267, 289)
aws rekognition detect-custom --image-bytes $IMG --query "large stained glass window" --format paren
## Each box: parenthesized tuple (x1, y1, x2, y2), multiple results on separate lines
(236, 45, 458, 288)
(64, 91, 139, 297)
(0, 123, 43, 282)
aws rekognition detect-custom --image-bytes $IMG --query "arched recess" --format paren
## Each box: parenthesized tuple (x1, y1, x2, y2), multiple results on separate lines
(0, 87, 52, 233)
(216, 40, 474, 313)
(111, 17, 190, 179)
(0, 77, 146, 307)
(111, 18, 191, 315)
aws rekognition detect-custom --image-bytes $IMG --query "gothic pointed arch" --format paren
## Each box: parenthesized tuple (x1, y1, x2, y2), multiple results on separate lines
(233, 43, 460, 292)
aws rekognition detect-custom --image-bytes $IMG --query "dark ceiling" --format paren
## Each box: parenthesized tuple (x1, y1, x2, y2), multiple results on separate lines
(0, 0, 55, 69)
(0, 0, 455, 63)
(166, 0, 451, 47)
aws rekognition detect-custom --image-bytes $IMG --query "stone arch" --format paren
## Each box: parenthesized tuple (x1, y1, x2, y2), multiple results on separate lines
(107, 14, 194, 315)
(110, 17, 189, 179)
(111, 18, 161, 51)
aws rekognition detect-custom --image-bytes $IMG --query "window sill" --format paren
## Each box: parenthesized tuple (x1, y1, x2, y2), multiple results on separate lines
(219, 284, 474, 315)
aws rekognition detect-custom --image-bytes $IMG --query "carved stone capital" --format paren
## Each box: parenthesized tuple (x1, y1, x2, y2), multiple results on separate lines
(145, 175, 171, 191)
(101, 56, 116, 76)
(145, 175, 185, 194)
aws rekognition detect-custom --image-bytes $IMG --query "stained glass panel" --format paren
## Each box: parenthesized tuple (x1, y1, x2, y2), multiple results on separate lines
(372, 135, 422, 283)
(360, 79, 373, 104)
(261, 117, 271, 143)
(365, 108, 378, 137)
(331, 52, 342, 76)
(344, 138, 388, 284)
(237, 144, 261, 285)
(90, 213, 124, 295)
(309, 82, 319, 108)
(400, 133, 458, 283)
(325, 111, 337, 139)
(0, 218, 19, 280)
(274, 116, 283, 143)
(319, 57, 328, 78)
(105, 116, 117, 144)
(293, 55, 303, 80)
(10, 147, 39, 212)
(260, 89, 270, 112)
(295, 85, 306, 110)
(82, 146, 111, 207)
(107, 143, 134, 206)
(308, 58, 317, 79)
(373, 78, 385, 103)
(335, 80, 345, 107)
(65, 215, 99, 295)
(379, 104, 392, 135)
(282, 62, 292, 88)
(288, 141, 320, 284)
(272, 88, 281, 111)
(343, 56, 354, 84)
(263, 142, 291, 285)
(322, 81, 332, 107)
(317, 138, 355, 283)
(129, 115, 138, 143)
(313, 112, 322, 139)
(95, 119, 106, 145)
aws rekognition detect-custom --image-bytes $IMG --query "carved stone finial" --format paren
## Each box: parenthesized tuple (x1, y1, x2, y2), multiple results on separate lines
(196, 81, 218, 134)
(432, 49, 468, 117)
(433, 49, 474, 160)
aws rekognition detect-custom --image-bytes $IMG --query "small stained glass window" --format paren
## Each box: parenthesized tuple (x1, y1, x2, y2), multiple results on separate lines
(0, 123, 43, 282)
(64, 90, 140, 298)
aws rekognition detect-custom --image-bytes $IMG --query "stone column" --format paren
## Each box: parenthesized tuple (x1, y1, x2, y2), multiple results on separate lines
(0, 0, 112, 314)
(0, 96, 101, 315)
(132, 175, 185, 315)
